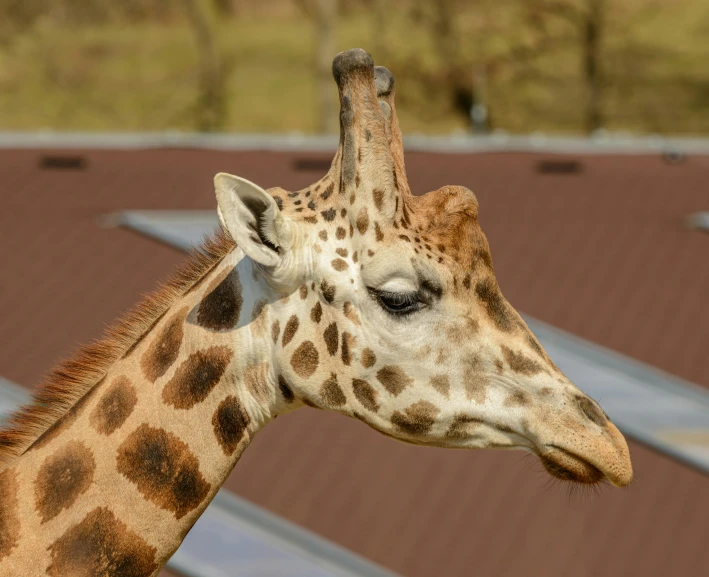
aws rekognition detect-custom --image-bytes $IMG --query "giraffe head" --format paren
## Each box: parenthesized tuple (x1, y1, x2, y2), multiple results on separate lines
(216, 49, 632, 488)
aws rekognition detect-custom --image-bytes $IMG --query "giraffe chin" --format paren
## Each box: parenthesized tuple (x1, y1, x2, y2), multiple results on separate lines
(538, 446, 606, 486)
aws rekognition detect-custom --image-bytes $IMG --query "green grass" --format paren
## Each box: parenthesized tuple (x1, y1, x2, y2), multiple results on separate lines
(0, 2, 707, 135)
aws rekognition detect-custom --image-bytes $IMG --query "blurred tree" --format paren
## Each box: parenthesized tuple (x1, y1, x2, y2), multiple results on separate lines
(0, 0, 45, 45)
(0, 0, 706, 134)
(315, 0, 338, 134)
(520, 0, 709, 134)
(523, 0, 607, 133)
(372, 0, 388, 61)
(297, 0, 338, 134)
(181, 0, 231, 131)
(386, 0, 509, 131)
(394, 0, 693, 134)
(429, 0, 474, 126)
(584, 0, 603, 132)
(213, 0, 235, 16)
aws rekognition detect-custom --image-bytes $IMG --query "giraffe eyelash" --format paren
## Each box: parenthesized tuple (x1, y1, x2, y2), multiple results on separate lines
(368, 288, 426, 317)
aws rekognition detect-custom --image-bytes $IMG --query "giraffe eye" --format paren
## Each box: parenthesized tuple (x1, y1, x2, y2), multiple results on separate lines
(370, 289, 424, 316)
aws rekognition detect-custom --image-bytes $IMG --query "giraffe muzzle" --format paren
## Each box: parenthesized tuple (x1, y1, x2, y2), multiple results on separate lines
(539, 446, 605, 485)
(537, 417, 633, 488)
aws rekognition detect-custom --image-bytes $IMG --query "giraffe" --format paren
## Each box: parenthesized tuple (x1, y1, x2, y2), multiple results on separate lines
(0, 49, 632, 577)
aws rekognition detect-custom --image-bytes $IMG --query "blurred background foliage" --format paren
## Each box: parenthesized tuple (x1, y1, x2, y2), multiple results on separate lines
(0, 0, 708, 135)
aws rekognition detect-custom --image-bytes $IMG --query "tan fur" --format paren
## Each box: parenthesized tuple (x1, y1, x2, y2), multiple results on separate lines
(0, 230, 235, 467)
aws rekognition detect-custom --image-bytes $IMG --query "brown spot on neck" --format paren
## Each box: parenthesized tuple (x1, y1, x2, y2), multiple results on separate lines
(47, 507, 158, 577)
(141, 307, 188, 383)
(90, 376, 137, 436)
(162, 346, 233, 409)
(35, 441, 96, 523)
(196, 268, 243, 331)
(0, 468, 20, 561)
(213, 395, 251, 456)
(117, 424, 210, 519)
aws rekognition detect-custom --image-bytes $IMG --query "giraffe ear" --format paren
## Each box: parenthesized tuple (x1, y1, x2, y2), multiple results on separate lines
(214, 172, 286, 267)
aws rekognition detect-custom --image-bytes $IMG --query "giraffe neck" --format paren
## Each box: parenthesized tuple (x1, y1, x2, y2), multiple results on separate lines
(0, 248, 296, 576)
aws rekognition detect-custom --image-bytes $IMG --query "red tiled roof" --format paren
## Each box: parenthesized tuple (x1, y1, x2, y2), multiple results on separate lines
(1, 148, 708, 577)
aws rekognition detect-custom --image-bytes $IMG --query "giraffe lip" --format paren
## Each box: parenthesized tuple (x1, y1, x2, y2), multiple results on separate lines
(538, 445, 605, 485)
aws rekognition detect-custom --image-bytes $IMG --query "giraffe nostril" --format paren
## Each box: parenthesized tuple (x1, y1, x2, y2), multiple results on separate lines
(577, 396, 607, 427)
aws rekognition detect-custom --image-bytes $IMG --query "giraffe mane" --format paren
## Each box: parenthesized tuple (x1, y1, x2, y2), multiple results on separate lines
(0, 228, 236, 467)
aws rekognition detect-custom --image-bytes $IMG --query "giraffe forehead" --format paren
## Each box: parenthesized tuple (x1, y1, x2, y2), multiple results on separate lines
(359, 246, 418, 286)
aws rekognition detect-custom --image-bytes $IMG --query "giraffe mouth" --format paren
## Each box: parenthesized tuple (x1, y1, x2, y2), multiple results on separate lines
(538, 445, 605, 485)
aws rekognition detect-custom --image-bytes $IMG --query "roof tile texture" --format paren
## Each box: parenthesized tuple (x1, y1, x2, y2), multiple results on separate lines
(1, 148, 707, 577)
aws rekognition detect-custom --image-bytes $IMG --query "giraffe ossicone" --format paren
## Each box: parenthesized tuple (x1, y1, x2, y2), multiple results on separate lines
(0, 48, 632, 576)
